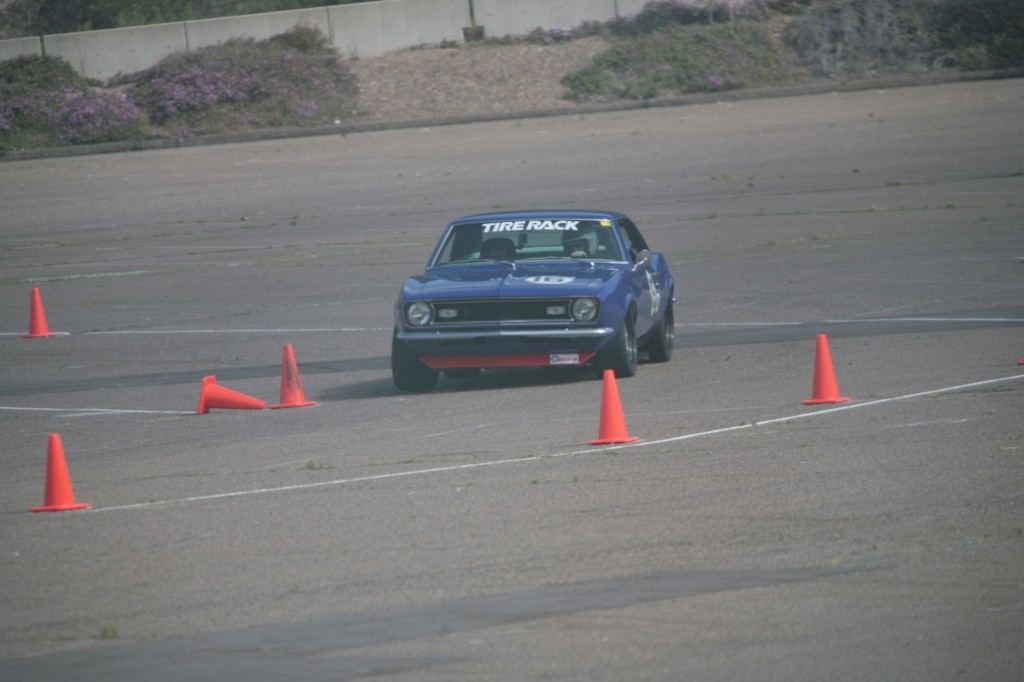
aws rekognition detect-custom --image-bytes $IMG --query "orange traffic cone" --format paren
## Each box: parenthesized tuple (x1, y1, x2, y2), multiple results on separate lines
(271, 344, 317, 409)
(196, 375, 265, 414)
(22, 287, 59, 338)
(589, 369, 640, 445)
(31, 434, 90, 512)
(802, 334, 850, 405)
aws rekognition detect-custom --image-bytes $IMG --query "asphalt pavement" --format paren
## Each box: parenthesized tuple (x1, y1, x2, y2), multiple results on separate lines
(1, 77, 1022, 681)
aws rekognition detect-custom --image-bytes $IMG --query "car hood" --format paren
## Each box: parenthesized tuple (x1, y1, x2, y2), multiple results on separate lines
(404, 261, 624, 300)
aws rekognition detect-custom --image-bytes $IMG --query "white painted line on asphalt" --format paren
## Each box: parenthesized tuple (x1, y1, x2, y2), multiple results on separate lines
(24, 271, 151, 282)
(679, 316, 1024, 327)
(878, 418, 970, 430)
(3, 328, 384, 336)
(84, 328, 388, 334)
(825, 317, 1024, 324)
(0, 332, 71, 337)
(587, 373, 1024, 453)
(422, 421, 510, 439)
(0, 406, 193, 415)
(677, 322, 804, 327)
(91, 458, 545, 513)
(84, 372, 1024, 514)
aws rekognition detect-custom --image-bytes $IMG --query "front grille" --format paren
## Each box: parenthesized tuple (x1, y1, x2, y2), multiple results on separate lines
(431, 299, 571, 324)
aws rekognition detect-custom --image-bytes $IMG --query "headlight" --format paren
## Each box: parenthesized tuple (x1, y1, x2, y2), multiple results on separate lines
(405, 301, 433, 326)
(570, 297, 599, 322)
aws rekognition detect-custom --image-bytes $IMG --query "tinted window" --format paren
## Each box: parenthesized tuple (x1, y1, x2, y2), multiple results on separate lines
(618, 219, 649, 262)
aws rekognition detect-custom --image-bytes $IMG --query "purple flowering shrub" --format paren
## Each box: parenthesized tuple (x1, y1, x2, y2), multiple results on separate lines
(50, 93, 142, 144)
(0, 55, 95, 153)
(124, 42, 268, 123)
(122, 27, 356, 133)
(2, 26, 356, 153)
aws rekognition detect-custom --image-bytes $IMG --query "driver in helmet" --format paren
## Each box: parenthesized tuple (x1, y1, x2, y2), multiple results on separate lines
(562, 226, 600, 258)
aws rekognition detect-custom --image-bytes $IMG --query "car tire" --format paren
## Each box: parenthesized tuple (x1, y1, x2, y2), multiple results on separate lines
(597, 315, 637, 379)
(391, 331, 438, 392)
(646, 300, 674, 363)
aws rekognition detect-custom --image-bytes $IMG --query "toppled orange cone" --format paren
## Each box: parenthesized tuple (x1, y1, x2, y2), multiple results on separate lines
(31, 434, 90, 512)
(802, 334, 850, 405)
(196, 375, 265, 414)
(271, 344, 317, 409)
(589, 369, 640, 445)
(22, 287, 59, 338)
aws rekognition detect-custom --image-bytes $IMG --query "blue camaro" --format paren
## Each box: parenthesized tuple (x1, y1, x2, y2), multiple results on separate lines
(391, 210, 675, 392)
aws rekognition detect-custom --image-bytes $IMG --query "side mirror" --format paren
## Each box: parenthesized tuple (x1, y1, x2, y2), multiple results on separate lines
(634, 249, 652, 268)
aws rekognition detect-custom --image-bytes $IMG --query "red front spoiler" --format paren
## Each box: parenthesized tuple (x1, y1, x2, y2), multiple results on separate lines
(420, 352, 596, 370)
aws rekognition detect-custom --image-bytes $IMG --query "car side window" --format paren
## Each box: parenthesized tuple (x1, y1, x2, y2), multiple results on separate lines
(618, 219, 649, 263)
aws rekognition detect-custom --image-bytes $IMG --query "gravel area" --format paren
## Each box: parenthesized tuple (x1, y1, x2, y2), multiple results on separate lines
(352, 36, 611, 123)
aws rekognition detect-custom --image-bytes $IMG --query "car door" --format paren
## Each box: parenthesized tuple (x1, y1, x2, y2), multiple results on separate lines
(618, 218, 659, 338)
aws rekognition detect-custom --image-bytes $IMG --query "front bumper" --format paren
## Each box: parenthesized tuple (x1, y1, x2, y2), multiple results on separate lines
(396, 326, 615, 369)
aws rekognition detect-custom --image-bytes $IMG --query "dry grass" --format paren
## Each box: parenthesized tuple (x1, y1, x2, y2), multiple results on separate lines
(353, 36, 611, 122)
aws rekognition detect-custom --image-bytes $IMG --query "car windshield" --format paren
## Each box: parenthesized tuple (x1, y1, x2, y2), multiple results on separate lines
(432, 218, 624, 266)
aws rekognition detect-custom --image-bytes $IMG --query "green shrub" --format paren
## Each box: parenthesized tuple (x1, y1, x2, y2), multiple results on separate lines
(0, 54, 89, 91)
(564, 21, 803, 101)
(786, 0, 1024, 76)
(267, 24, 333, 55)
(786, 0, 936, 78)
(0, 55, 96, 154)
(929, 0, 1024, 69)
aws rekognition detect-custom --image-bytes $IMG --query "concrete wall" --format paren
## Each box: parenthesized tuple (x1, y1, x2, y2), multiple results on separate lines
(45, 23, 187, 81)
(330, 0, 468, 58)
(614, 0, 657, 17)
(0, 35, 41, 61)
(473, 0, 618, 38)
(184, 7, 331, 51)
(0, 0, 750, 82)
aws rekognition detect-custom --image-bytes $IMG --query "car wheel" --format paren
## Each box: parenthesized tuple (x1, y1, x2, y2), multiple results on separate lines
(646, 300, 674, 363)
(597, 315, 637, 379)
(443, 368, 482, 379)
(391, 330, 438, 392)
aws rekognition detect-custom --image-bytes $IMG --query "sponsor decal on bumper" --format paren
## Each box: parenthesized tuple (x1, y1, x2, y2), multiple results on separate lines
(549, 353, 579, 365)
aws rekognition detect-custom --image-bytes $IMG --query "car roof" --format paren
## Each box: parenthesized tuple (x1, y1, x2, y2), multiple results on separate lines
(451, 209, 629, 224)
